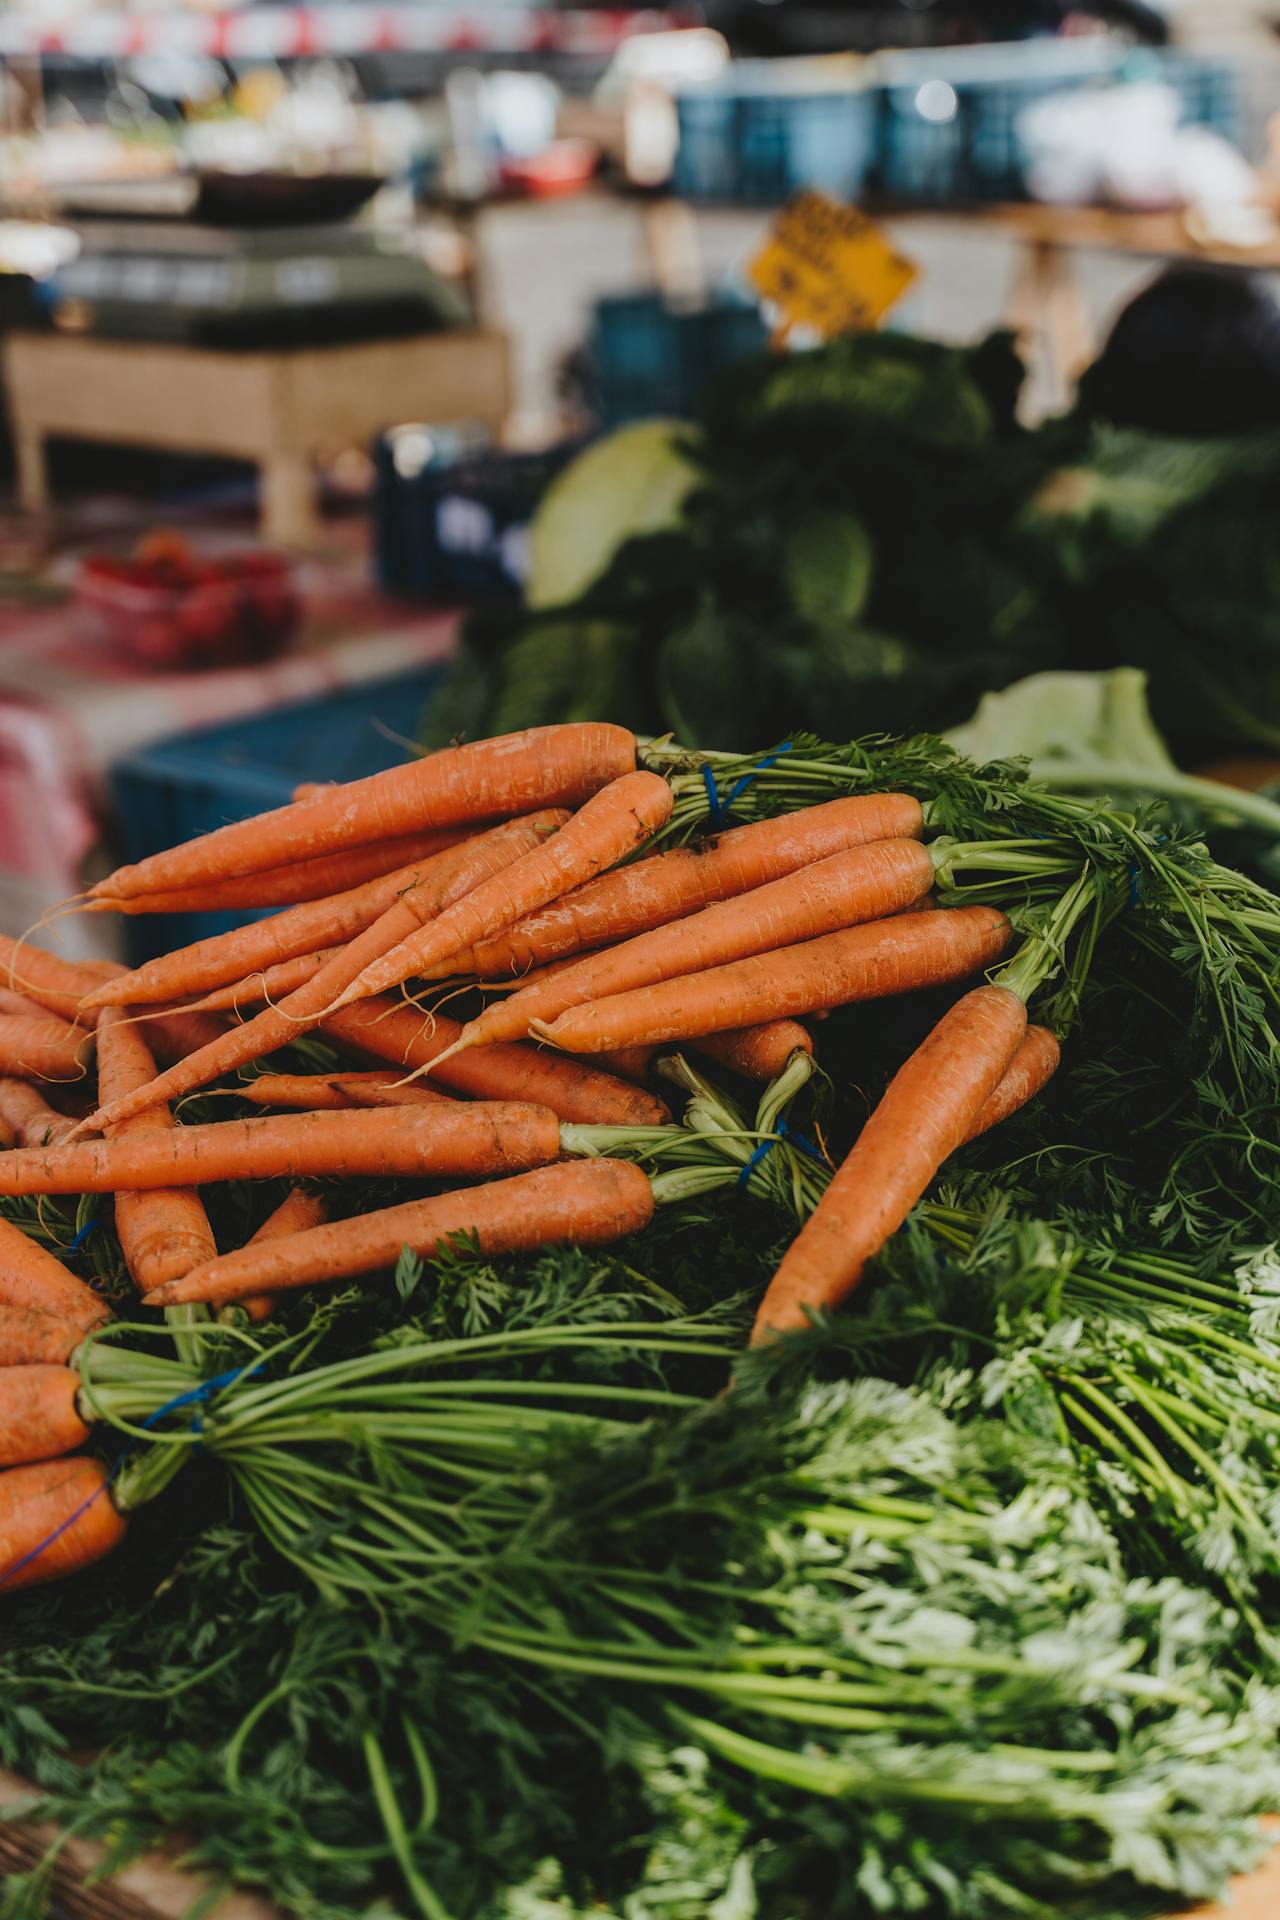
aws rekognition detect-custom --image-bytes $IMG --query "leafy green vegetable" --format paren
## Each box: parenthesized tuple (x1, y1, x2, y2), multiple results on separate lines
(780, 507, 872, 627)
(525, 419, 698, 611)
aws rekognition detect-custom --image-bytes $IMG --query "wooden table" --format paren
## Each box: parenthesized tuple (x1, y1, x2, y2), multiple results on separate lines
(1, 327, 511, 548)
(888, 200, 1280, 407)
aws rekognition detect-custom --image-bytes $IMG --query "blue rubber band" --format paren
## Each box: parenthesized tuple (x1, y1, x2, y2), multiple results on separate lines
(68, 1219, 97, 1254)
(736, 1116, 827, 1188)
(736, 1139, 777, 1188)
(0, 1358, 262, 1589)
(702, 743, 793, 829)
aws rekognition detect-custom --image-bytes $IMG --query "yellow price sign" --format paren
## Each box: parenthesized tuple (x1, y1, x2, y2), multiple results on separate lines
(748, 190, 919, 340)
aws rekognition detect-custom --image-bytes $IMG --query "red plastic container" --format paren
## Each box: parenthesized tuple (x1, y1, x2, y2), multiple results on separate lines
(76, 536, 300, 671)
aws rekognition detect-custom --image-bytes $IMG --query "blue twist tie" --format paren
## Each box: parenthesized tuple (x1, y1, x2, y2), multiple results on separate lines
(737, 1115, 827, 1188)
(0, 1358, 263, 1590)
(701, 743, 793, 830)
(68, 1219, 97, 1254)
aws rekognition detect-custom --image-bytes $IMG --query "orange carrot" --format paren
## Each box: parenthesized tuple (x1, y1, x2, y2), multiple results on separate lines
(0, 1220, 108, 1333)
(233, 1185, 330, 1326)
(966, 1025, 1060, 1141)
(751, 983, 1028, 1344)
(0, 1457, 127, 1591)
(0, 938, 111, 1024)
(584, 1045, 659, 1085)
(0, 1306, 93, 1368)
(447, 838, 934, 1058)
(538, 907, 1012, 1055)
(242, 1071, 455, 1112)
(78, 814, 566, 1136)
(0, 1101, 561, 1195)
(0, 988, 42, 1020)
(0, 1365, 90, 1467)
(141, 1009, 230, 1063)
(97, 1011, 219, 1295)
(93, 722, 637, 900)
(183, 948, 340, 1015)
(333, 771, 674, 1011)
(0, 1014, 93, 1082)
(149, 1159, 655, 1309)
(689, 1023, 814, 1082)
(323, 996, 670, 1128)
(82, 830, 495, 1011)
(0, 1078, 77, 1147)
(433, 791, 926, 982)
(88, 826, 476, 917)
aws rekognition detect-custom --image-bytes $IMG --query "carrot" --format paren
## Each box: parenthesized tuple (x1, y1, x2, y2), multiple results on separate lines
(0, 1014, 93, 1082)
(584, 1045, 659, 1085)
(0, 1306, 92, 1368)
(0, 1101, 561, 1195)
(183, 948, 340, 1015)
(0, 1457, 127, 1591)
(82, 831, 495, 1011)
(0, 1365, 90, 1467)
(331, 771, 675, 1011)
(538, 907, 1012, 1055)
(323, 996, 671, 1128)
(93, 722, 638, 900)
(433, 791, 926, 982)
(445, 838, 934, 1058)
(751, 983, 1028, 1344)
(232, 1186, 331, 1326)
(148, 1159, 655, 1309)
(0, 943, 227, 1067)
(966, 1025, 1060, 1141)
(77, 814, 567, 1136)
(689, 1023, 814, 1082)
(142, 1009, 230, 1063)
(97, 1011, 219, 1295)
(0, 1079, 77, 1147)
(0, 937, 111, 1024)
(88, 827, 476, 917)
(0, 1220, 108, 1333)
(242, 1071, 455, 1112)
(0, 988, 44, 1020)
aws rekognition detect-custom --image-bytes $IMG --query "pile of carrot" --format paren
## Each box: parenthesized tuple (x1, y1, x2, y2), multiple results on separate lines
(0, 721, 1065, 1588)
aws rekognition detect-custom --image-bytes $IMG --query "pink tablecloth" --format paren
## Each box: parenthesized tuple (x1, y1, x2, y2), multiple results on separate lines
(0, 576, 459, 952)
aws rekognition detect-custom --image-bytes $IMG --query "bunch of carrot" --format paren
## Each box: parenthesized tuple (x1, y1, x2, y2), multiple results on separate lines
(0, 720, 1073, 1589)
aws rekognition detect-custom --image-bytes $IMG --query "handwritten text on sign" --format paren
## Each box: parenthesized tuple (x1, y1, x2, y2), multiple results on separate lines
(749, 191, 919, 339)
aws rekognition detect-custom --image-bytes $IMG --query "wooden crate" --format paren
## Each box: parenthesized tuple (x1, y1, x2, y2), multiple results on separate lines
(2, 328, 511, 549)
(2, 1768, 1276, 1919)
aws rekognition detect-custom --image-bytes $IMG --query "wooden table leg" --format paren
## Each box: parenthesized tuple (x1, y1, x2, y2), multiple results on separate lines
(14, 429, 49, 515)
(1006, 236, 1094, 413)
(259, 452, 317, 549)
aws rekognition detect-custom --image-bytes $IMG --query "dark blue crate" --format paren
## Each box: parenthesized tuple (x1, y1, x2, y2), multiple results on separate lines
(1159, 54, 1243, 143)
(876, 83, 972, 203)
(108, 664, 450, 965)
(372, 438, 583, 604)
(674, 87, 877, 204)
(592, 292, 767, 427)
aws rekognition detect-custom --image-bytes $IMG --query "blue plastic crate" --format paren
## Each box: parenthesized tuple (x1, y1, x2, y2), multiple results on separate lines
(876, 83, 973, 203)
(875, 37, 1125, 203)
(373, 436, 582, 604)
(108, 664, 451, 965)
(592, 292, 767, 426)
(1158, 54, 1243, 144)
(674, 85, 878, 205)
